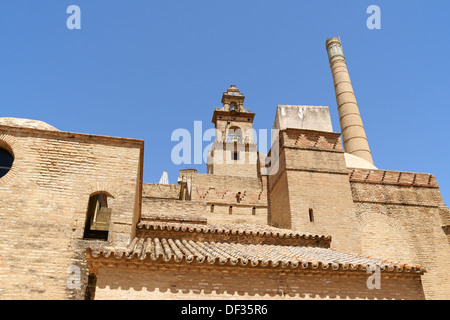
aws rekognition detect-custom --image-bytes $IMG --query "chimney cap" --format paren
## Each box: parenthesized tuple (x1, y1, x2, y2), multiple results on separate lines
(326, 37, 341, 47)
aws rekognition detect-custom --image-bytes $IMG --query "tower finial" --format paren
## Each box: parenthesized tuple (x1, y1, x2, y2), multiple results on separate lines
(159, 171, 169, 184)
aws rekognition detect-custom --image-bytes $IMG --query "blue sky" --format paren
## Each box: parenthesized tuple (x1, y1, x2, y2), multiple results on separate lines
(0, 1, 449, 205)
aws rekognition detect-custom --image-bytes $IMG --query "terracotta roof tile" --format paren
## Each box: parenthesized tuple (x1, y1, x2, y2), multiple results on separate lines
(137, 220, 329, 240)
(141, 214, 207, 224)
(87, 237, 425, 274)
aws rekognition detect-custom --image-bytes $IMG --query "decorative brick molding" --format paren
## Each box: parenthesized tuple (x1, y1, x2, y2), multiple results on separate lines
(349, 168, 438, 188)
(280, 128, 343, 152)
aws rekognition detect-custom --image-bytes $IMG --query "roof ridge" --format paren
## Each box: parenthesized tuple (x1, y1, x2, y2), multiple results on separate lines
(136, 220, 330, 240)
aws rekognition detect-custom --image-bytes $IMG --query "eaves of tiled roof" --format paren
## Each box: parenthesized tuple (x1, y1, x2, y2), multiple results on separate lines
(86, 236, 425, 276)
(136, 220, 332, 247)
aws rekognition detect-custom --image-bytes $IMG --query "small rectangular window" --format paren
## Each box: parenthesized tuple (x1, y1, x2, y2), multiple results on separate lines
(309, 208, 314, 223)
(232, 152, 239, 161)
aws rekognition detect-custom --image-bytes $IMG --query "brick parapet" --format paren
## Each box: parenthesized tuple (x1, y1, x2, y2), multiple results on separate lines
(280, 128, 343, 152)
(349, 168, 439, 188)
(0, 124, 144, 148)
(143, 183, 181, 200)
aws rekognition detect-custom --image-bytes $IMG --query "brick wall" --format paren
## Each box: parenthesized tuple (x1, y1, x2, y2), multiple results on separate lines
(142, 198, 207, 220)
(267, 169, 291, 229)
(93, 264, 425, 300)
(188, 173, 268, 226)
(0, 126, 143, 299)
(207, 141, 258, 178)
(350, 170, 450, 299)
(268, 129, 361, 253)
(443, 225, 450, 244)
(143, 183, 181, 200)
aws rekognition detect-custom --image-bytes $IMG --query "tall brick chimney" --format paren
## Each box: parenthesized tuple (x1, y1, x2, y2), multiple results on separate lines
(326, 37, 374, 165)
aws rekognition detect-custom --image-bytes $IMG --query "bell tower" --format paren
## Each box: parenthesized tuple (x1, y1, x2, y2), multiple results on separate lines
(207, 85, 258, 178)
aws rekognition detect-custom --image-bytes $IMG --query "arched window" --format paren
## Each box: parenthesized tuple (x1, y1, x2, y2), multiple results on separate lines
(229, 104, 238, 114)
(227, 126, 243, 143)
(83, 192, 112, 240)
(0, 148, 13, 178)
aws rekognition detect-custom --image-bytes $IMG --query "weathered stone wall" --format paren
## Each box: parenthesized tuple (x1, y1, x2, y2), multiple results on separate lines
(349, 170, 450, 300)
(93, 264, 425, 300)
(0, 125, 143, 300)
(273, 105, 333, 133)
(143, 183, 181, 200)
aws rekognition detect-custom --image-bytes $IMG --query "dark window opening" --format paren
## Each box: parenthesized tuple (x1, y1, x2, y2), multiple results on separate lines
(210, 204, 215, 213)
(0, 148, 14, 178)
(84, 274, 97, 300)
(232, 151, 239, 161)
(83, 193, 112, 240)
(252, 207, 256, 215)
(228, 135, 240, 143)
(229, 206, 233, 215)
(309, 208, 314, 223)
(227, 126, 243, 143)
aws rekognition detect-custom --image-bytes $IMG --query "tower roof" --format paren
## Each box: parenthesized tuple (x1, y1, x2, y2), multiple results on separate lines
(221, 85, 245, 105)
(213, 85, 254, 124)
(224, 84, 243, 96)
